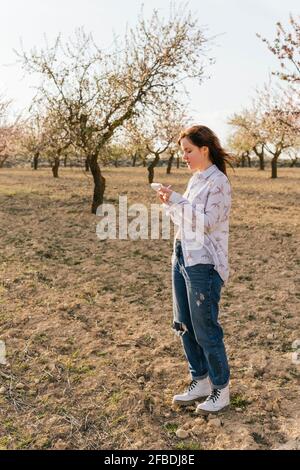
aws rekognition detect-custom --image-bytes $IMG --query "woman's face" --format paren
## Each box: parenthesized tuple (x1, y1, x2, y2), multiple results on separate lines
(180, 136, 209, 171)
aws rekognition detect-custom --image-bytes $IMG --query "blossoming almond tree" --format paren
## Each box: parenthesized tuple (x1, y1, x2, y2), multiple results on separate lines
(256, 85, 298, 178)
(0, 96, 22, 168)
(21, 112, 47, 170)
(229, 83, 298, 178)
(17, 6, 212, 213)
(257, 14, 300, 84)
(257, 15, 300, 135)
(228, 109, 267, 170)
(127, 102, 188, 183)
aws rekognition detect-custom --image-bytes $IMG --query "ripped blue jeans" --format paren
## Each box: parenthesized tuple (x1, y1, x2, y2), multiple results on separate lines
(172, 240, 230, 389)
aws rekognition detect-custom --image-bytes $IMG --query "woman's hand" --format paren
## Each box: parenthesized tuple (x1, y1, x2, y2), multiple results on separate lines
(157, 185, 172, 204)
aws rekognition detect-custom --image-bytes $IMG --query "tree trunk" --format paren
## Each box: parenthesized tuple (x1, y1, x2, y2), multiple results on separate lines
(241, 154, 246, 167)
(259, 155, 265, 170)
(166, 152, 174, 174)
(142, 159, 146, 167)
(85, 158, 90, 172)
(147, 154, 160, 184)
(89, 155, 106, 214)
(63, 155, 68, 167)
(253, 145, 265, 170)
(132, 153, 137, 167)
(247, 154, 251, 167)
(52, 157, 60, 178)
(0, 157, 7, 168)
(176, 156, 180, 169)
(271, 157, 278, 179)
(33, 151, 39, 170)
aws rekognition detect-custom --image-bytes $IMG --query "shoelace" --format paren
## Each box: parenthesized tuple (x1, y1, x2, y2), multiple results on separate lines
(188, 380, 198, 392)
(206, 388, 221, 403)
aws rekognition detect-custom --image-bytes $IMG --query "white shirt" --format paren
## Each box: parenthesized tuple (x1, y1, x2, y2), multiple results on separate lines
(162, 164, 232, 285)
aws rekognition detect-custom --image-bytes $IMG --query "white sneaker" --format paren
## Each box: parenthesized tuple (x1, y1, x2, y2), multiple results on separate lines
(172, 378, 212, 406)
(196, 385, 230, 414)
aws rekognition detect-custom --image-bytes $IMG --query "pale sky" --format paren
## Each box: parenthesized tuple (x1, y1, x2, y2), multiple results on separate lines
(1, 0, 298, 143)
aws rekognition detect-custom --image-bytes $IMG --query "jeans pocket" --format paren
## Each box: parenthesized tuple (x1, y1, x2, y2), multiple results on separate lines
(215, 269, 224, 287)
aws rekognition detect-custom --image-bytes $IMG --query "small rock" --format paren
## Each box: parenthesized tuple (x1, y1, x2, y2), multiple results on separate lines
(194, 417, 205, 425)
(253, 380, 261, 389)
(229, 427, 256, 449)
(35, 437, 51, 448)
(133, 440, 143, 449)
(272, 403, 280, 413)
(53, 439, 68, 450)
(265, 402, 276, 412)
(16, 383, 25, 390)
(0, 386, 6, 394)
(182, 421, 193, 430)
(274, 439, 300, 450)
(208, 418, 222, 428)
(176, 428, 189, 439)
(48, 416, 59, 426)
(56, 425, 71, 437)
(235, 407, 243, 412)
(191, 425, 202, 436)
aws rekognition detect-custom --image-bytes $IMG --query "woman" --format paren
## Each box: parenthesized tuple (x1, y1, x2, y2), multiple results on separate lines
(158, 125, 234, 414)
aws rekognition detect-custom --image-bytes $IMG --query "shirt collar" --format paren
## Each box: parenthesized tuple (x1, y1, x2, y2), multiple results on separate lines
(195, 164, 218, 180)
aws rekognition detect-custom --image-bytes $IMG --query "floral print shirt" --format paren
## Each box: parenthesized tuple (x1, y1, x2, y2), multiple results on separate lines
(162, 164, 232, 285)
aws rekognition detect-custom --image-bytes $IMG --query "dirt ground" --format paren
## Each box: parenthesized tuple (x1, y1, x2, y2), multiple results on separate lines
(0, 166, 299, 450)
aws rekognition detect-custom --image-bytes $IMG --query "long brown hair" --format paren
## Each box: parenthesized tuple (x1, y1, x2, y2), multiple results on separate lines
(177, 125, 235, 177)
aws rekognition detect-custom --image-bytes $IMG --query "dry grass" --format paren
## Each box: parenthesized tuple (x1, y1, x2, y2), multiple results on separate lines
(0, 166, 299, 450)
